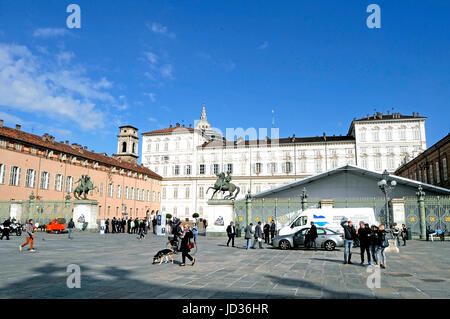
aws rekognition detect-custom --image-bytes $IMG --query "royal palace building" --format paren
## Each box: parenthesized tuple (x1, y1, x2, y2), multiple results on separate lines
(0, 121, 162, 220)
(142, 105, 427, 221)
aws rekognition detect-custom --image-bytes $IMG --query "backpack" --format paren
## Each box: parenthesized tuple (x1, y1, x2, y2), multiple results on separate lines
(381, 233, 389, 247)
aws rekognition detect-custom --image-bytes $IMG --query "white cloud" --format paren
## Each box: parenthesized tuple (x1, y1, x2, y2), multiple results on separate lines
(0, 43, 116, 130)
(147, 22, 175, 38)
(258, 41, 269, 50)
(160, 64, 173, 79)
(142, 51, 174, 81)
(144, 92, 156, 102)
(33, 28, 68, 38)
(56, 51, 75, 65)
(148, 117, 158, 122)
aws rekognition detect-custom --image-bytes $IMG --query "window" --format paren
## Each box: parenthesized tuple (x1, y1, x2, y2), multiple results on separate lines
(107, 206, 111, 217)
(173, 188, 178, 199)
(361, 158, 368, 169)
(299, 160, 306, 173)
(388, 158, 395, 170)
(400, 129, 406, 140)
(185, 187, 190, 199)
(360, 132, 366, 142)
(226, 163, 233, 174)
(315, 160, 322, 172)
(268, 162, 277, 174)
(40, 172, 50, 189)
(199, 186, 204, 199)
(162, 187, 166, 199)
(153, 191, 156, 202)
(136, 188, 140, 201)
(185, 165, 191, 175)
(331, 159, 338, 169)
(185, 207, 189, 218)
(164, 143, 168, 151)
(435, 162, 440, 184)
(131, 187, 135, 200)
(373, 147, 380, 154)
(400, 146, 408, 153)
(293, 216, 308, 227)
(107, 184, 113, 197)
(414, 129, 420, 140)
(429, 164, 434, 184)
(386, 130, 393, 141)
(25, 169, 36, 188)
(173, 207, 177, 216)
(0, 164, 5, 184)
(173, 165, 180, 175)
(213, 164, 219, 175)
(147, 143, 151, 152)
(255, 185, 261, 193)
(54, 174, 63, 191)
(374, 159, 382, 171)
(418, 170, 422, 182)
(155, 143, 159, 151)
(255, 163, 262, 174)
(199, 164, 205, 175)
(9, 166, 21, 186)
(423, 169, 428, 183)
(284, 162, 292, 173)
(443, 158, 448, 181)
(360, 147, 367, 154)
(66, 176, 74, 193)
(117, 185, 122, 198)
(158, 192, 161, 202)
(372, 131, 379, 141)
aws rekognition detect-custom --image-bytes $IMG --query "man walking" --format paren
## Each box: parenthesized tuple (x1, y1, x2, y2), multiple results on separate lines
(0, 217, 11, 240)
(341, 219, 357, 264)
(252, 221, 264, 249)
(393, 223, 400, 246)
(401, 224, 408, 246)
(244, 223, 254, 250)
(20, 219, 35, 252)
(307, 221, 318, 250)
(357, 221, 371, 265)
(226, 221, 236, 247)
(105, 218, 110, 234)
(68, 218, 75, 239)
(270, 220, 276, 244)
(263, 222, 270, 244)
(152, 217, 157, 234)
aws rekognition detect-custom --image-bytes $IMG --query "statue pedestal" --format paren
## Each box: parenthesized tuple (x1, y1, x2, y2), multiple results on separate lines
(385, 239, 400, 253)
(205, 200, 234, 237)
(73, 200, 98, 231)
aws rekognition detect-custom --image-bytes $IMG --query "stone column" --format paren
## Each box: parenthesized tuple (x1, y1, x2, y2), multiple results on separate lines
(245, 191, 252, 225)
(416, 186, 426, 240)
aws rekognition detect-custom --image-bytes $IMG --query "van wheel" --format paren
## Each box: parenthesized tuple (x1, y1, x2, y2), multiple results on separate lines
(279, 240, 291, 250)
(324, 240, 336, 251)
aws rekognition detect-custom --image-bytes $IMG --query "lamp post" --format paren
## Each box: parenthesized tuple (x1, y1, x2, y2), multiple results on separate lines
(377, 170, 397, 229)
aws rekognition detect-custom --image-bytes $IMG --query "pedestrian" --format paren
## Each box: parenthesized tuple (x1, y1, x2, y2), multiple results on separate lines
(376, 224, 388, 269)
(244, 223, 254, 250)
(68, 218, 75, 239)
(105, 218, 110, 234)
(307, 221, 318, 250)
(369, 225, 379, 264)
(393, 223, 400, 246)
(20, 219, 36, 252)
(226, 221, 236, 247)
(122, 219, 126, 233)
(263, 222, 270, 244)
(252, 221, 264, 249)
(0, 217, 11, 240)
(203, 219, 207, 231)
(112, 217, 117, 233)
(401, 224, 408, 246)
(341, 219, 357, 264)
(138, 220, 146, 240)
(270, 220, 276, 244)
(180, 224, 195, 267)
(192, 225, 198, 244)
(357, 221, 371, 265)
(152, 217, 157, 234)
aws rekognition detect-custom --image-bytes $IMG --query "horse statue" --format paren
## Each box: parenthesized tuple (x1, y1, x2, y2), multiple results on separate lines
(73, 175, 95, 200)
(207, 172, 240, 200)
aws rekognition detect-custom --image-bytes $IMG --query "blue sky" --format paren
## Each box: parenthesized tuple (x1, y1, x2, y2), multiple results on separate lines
(0, 0, 448, 160)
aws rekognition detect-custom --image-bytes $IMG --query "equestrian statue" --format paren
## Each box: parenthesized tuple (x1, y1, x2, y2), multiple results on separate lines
(207, 172, 240, 200)
(73, 175, 96, 200)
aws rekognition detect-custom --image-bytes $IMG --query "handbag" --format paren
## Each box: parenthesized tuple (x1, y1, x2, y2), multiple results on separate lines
(382, 236, 389, 247)
(188, 242, 195, 249)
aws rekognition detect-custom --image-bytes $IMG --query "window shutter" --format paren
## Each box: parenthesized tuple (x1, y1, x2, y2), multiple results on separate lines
(17, 167, 21, 186)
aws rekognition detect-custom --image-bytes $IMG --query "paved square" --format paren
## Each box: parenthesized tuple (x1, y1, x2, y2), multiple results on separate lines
(0, 232, 449, 299)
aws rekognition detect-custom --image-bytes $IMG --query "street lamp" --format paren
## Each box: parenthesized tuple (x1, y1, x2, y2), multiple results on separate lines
(377, 170, 397, 229)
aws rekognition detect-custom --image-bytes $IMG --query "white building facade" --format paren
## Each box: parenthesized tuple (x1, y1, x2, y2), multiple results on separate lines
(142, 107, 426, 221)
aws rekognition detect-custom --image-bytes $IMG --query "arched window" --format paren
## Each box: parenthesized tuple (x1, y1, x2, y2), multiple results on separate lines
(132, 143, 136, 153)
(122, 142, 127, 153)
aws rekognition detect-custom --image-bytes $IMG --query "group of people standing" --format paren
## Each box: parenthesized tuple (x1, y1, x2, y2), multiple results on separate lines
(341, 220, 409, 269)
(104, 217, 158, 238)
(242, 220, 276, 249)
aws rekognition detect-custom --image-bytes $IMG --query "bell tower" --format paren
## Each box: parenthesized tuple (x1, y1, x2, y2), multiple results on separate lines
(113, 125, 139, 164)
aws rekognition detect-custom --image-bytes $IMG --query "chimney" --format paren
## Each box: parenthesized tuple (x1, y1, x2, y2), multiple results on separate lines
(65, 141, 69, 145)
(189, 124, 192, 128)
(387, 110, 390, 115)
(366, 114, 370, 119)
(15, 124, 21, 130)
(417, 112, 419, 117)
(176, 123, 180, 127)
(0, 120, 3, 127)
(169, 124, 173, 128)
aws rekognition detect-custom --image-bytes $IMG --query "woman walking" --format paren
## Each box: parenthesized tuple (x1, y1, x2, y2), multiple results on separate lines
(180, 224, 195, 267)
(376, 224, 388, 269)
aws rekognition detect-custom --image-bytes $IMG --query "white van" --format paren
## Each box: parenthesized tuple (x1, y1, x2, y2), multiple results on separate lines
(277, 207, 378, 236)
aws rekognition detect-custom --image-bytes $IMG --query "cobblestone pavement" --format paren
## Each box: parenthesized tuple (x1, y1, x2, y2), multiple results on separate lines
(0, 232, 449, 299)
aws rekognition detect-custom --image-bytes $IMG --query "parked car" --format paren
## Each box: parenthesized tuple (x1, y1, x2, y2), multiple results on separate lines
(46, 218, 67, 234)
(273, 227, 344, 251)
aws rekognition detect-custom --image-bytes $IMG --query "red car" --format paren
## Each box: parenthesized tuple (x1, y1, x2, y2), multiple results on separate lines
(46, 218, 66, 233)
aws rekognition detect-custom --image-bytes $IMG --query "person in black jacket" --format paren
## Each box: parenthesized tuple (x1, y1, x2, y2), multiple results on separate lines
(270, 220, 276, 244)
(307, 222, 318, 250)
(357, 221, 371, 265)
(1, 218, 11, 240)
(226, 221, 236, 247)
(127, 218, 132, 233)
(401, 224, 408, 246)
(152, 217, 157, 234)
(341, 219, 357, 264)
(180, 224, 195, 267)
(263, 222, 270, 244)
(368, 225, 379, 264)
(376, 224, 388, 269)
(105, 219, 110, 234)
(67, 218, 75, 239)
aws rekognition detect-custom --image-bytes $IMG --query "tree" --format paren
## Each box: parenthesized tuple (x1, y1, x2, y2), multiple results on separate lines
(166, 213, 172, 219)
(192, 213, 199, 219)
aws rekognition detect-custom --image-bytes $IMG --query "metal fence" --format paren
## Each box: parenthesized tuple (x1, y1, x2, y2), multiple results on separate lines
(0, 200, 74, 225)
(234, 196, 450, 236)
